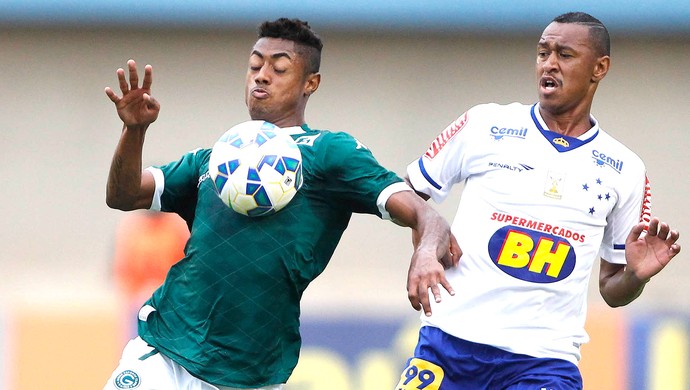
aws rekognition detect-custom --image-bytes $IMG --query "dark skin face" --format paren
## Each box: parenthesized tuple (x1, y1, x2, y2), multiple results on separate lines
(536, 22, 610, 136)
(244, 37, 321, 128)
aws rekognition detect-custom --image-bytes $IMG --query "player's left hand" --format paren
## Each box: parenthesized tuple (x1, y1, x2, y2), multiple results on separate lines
(407, 242, 459, 317)
(625, 217, 681, 282)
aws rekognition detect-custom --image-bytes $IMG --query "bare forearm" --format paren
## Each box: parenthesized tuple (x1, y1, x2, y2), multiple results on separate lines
(106, 124, 149, 210)
(599, 263, 648, 307)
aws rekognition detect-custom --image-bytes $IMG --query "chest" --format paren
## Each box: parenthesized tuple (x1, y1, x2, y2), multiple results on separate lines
(465, 133, 624, 221)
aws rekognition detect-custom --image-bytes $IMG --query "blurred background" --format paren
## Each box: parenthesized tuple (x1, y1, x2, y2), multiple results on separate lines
(0, 1, 688, 389)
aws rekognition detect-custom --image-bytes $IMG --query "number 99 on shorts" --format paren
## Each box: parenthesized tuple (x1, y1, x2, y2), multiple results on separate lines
(395, 358, 444, 390)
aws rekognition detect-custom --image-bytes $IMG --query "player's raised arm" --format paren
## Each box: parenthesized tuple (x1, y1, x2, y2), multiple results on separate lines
(105, 59, 159, 211)
(599, 217, 681, 307)
(386, 190, 461, 317)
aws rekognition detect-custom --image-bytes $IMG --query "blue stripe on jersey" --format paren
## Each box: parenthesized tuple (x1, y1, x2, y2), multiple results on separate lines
(419, 158, 442, 190)
(530, 104, 599, 152)
(614, 244, 626, 250)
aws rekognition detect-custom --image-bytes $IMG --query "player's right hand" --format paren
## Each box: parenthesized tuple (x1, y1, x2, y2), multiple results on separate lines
(105, 59, 160, 128)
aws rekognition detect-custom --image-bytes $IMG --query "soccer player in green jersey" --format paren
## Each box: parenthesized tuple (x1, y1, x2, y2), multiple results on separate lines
(102, 18, 458, 390)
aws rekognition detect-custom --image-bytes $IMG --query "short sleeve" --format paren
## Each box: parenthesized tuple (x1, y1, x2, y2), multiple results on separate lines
(599, 172, 650, 265)
(149, 148, 210, 224)
(407, 108, 477, 203)
(317, 132, 403, 217)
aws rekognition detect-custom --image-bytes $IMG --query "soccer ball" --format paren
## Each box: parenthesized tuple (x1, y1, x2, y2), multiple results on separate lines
(209, 120, 303, 217)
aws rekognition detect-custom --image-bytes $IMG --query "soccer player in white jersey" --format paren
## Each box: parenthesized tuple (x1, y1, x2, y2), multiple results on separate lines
(102, 18, 457, 390)
(397, 12, 681, 390)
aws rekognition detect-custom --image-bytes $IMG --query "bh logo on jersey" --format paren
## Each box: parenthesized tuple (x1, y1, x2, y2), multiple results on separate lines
(488, 226, 576, 283)
(114, 370, 140, 389)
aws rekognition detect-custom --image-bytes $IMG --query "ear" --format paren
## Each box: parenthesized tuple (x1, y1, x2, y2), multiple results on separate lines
(592, 55, 610, 83)
(304, 73, 321, 96)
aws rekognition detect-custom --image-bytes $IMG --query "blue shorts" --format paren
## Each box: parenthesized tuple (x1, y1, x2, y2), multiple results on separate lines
(396, 326, 583, 390)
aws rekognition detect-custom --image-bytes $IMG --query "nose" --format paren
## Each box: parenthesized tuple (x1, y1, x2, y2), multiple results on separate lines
(542, 52, 558, 72)
(254, 64, 270, 85)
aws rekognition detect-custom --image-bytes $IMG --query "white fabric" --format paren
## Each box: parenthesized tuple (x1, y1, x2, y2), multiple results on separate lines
(406, 102, 648, 364)
(377, 181, 414, 220)
(145, 166, 164, 212)
(103, 337, 284, 390)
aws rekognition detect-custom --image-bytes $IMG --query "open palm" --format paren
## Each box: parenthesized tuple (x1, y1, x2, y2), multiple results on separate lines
(625, 217, 681, 281)
(105, 59, 160, 127)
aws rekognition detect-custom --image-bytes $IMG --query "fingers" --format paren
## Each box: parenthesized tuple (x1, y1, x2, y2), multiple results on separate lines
(143, 93, 160, 111)
(449, 234, 462, 268)
(408, 278, 454, 317)
(106, 60, 155, 104)
(128, 59, 139, 90)
(408, 280, 432, 316)
(626, 221, 646, 244)
(104, 87, 119, 103)
(646, 217, 660, 237)
(142, 64, 154, 90)
(117, 67, 129, 94)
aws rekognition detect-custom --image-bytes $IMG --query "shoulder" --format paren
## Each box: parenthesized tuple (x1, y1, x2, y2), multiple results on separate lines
(594, 129, 646, 172)
(296, 127, 364, 150)
(466, 102, 531, 116)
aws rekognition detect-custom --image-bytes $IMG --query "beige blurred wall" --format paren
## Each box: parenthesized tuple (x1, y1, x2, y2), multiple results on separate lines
(0, 27, 688, 320)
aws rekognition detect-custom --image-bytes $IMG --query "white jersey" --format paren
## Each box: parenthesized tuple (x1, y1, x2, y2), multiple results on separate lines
(407, 102, 651, 364)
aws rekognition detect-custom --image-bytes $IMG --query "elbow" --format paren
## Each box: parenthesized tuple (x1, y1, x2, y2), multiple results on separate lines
(105, 191, 137, 211)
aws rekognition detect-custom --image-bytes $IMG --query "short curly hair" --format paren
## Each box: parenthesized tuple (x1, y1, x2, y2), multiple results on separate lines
(258, 18, 323, 74)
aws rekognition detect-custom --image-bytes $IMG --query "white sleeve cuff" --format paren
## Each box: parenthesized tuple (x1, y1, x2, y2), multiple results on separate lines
(145, 166, 164, 211)
(377, 181, 414, 220)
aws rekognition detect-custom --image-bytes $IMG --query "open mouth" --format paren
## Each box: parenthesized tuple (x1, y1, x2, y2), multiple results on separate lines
(541, 77, 559, 90)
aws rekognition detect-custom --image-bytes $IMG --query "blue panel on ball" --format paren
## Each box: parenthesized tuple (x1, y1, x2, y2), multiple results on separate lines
(283, 157, 300, 172)
(255, 133, 267, 146)
(253, 186, 272, 207)
(230, 137, 244, 148)
(214, 175, 228, 192)
(275, 159, 286, 175)
(258, 155, 277, 170)
(296, 165, 303, 189)
(247, 167, 261, 182)
(246, 182, 261, 195)
(228, 159, 241, 174)
(247, 206, 274, 217)
(217, 162, 228, 175)
(261, 122, 276, 131)
(219, 132, 237, 143)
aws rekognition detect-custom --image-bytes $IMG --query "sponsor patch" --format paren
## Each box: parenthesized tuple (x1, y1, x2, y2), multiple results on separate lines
(114, 370, 140, 389)
(488, 225, 577, 283)
(592, 149, 623, 173)
(490, 126, 528, 140)
(424, 112, 468, 159)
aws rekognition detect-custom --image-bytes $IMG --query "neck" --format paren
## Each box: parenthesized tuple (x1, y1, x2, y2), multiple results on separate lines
(539, 105, 593, 137)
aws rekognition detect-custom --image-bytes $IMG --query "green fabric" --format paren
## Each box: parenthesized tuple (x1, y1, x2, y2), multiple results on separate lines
(138, 125, 403, 387)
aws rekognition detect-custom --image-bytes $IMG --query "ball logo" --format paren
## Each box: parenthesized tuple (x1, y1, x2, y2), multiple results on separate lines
(488, 226, 576, 283)
(114, 370, 140, 389)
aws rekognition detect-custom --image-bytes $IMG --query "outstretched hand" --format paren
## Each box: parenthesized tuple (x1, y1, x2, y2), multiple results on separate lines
(625, 217, 681, 282)
(105, 59, 160, 128)
(407, 233, 461, 317)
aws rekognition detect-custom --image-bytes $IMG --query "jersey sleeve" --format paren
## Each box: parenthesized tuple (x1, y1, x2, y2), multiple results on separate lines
(318, 132, 404, 218)
(407, 106, 481, 203)
(599, 169, 650, 265)
(148, 148, 210, 225)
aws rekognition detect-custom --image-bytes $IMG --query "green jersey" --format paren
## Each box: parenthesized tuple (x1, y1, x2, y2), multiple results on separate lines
(138, 124, 405, 387)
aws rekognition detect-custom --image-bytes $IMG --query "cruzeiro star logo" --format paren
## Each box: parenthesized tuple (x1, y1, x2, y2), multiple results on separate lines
(114, 370, 140, 389)
(581, 177, 612, 216)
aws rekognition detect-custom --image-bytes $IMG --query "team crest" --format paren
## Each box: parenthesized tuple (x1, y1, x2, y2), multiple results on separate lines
(543, 170, 566, 200)
(552, 137, 570, 147)
(114, 370, 140, 389)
